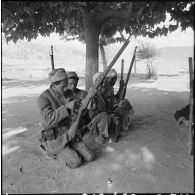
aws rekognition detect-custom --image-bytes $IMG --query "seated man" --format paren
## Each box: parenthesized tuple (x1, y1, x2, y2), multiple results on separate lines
(64, 72, 111, 147)
(82, 72, 118, 145)
(104, 69, 134, 132)
(37, 68, 95, 169)
(66, 71, 87, 100)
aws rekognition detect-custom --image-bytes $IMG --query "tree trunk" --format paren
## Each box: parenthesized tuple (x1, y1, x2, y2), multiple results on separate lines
(85, 26, 99, 90)
(82, 9, 101, 91)
(99, 43, 107, 71)
(84, 26, 99, 91)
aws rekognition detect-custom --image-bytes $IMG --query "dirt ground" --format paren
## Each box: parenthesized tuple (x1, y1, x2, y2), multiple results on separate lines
(2, 73, 194, 193)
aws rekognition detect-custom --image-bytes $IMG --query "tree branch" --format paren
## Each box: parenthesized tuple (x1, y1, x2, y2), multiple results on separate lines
(136, 7, 144, 18)
(97, 2, 133, 26)
(149, 1, 158, 12)
(75, 2, 88, 7)
(72, 2, 85, 15)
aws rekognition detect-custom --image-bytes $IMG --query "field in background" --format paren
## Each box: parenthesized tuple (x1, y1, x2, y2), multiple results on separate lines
(2, 38, 194, 79)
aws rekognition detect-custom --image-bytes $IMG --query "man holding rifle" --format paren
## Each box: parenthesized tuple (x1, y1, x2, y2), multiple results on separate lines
(37, 35, 132, 167)
(102, 47, 137, 142)
(82, 72, 113, 146)
(82, 72, 121, 144)
(105, 68, 134, 133)
(37, 68, 96, 168)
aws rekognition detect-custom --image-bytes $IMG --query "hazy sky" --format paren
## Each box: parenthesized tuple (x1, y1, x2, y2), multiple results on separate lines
(31, 27, 194, 48)
(138, 28, 194, 48)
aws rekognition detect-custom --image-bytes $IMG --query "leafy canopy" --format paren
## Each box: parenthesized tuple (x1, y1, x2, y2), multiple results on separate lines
(2, 1, 194, 43)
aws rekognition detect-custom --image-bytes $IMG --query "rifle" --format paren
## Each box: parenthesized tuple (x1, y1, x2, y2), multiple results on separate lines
(118, 46, 137, 101)
(50, 46, 55, 70)
(120, 59, 124, 85)
(112, 46, 137, 143)
(42, 39, 132, 155)
(117, 59, 125, 100)
(68, 35, 132, 139)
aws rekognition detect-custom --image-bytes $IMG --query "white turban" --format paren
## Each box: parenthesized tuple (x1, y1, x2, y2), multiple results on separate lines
(92, 72, 103, 84)
(107, 69, 117, 77)
(48, 68, 67, 83)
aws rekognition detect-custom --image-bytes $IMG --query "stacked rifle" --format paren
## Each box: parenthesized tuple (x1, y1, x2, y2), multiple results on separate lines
(112, 46, 137, 142)
(69, 36, 135, 139)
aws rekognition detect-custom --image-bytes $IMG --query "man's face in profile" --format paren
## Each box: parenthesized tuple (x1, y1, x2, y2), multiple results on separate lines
(108, 76, 117, 87)
(68, 78, 78, 92)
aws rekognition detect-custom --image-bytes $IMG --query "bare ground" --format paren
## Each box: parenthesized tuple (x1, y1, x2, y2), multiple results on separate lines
(2, 74, 194, 193)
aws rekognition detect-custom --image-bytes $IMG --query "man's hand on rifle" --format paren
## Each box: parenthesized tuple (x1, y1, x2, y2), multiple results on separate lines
(118, 100, 126, 108)
(82, 87, 97, 108)
(110, 114, 119, 125)
(119, 80, 124, 91)
(65, 100, 76, 109)
(88, 87, 97, 98)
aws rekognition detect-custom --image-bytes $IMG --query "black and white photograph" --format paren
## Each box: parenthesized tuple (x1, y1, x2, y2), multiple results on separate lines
(1, 1, 194, 194)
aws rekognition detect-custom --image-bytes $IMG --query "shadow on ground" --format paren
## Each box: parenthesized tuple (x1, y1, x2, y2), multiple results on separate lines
(2, 76, 193, 193)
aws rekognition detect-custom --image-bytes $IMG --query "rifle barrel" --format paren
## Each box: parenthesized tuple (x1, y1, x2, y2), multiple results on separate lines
(124, 46, 137, 86)
(68, 37, 132, 140)
(95, 35, 132, 89)
(121, 59, 124, 81)
(50, 46, 54, 70)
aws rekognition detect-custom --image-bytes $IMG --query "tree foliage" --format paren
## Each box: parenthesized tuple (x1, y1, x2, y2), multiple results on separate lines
(2, 1, 194, 89)
(2, 1, 194, 43)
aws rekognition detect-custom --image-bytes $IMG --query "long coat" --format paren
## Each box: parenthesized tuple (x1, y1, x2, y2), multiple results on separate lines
(37, 87, 72, 141)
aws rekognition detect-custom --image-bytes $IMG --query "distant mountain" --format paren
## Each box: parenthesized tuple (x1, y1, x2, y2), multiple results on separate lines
(2, 39, 194, 76)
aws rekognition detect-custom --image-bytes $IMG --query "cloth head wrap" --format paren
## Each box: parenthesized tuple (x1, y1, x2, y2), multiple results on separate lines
(67, 71, 79, 80)
(92, 72, 103, 84)
(48, 68, 67, 83)
(106, 69, 117, 77)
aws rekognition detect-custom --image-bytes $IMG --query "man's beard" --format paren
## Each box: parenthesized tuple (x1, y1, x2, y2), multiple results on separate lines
(110, 82, 115, 87)
(71, 88, 76, 92)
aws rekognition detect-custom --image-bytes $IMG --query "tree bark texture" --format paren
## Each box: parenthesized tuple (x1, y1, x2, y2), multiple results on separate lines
(85, 24, 100, 90)
(81, 5, 135, 90)
(81, 8, 101, 90)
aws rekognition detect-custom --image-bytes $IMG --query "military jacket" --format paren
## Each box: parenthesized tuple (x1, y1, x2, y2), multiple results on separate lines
(37, 86, 71, 130)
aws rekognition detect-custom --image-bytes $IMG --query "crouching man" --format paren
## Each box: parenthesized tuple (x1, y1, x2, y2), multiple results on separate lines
(37, 68, 95, 169)
(105, 69, 135, 132)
